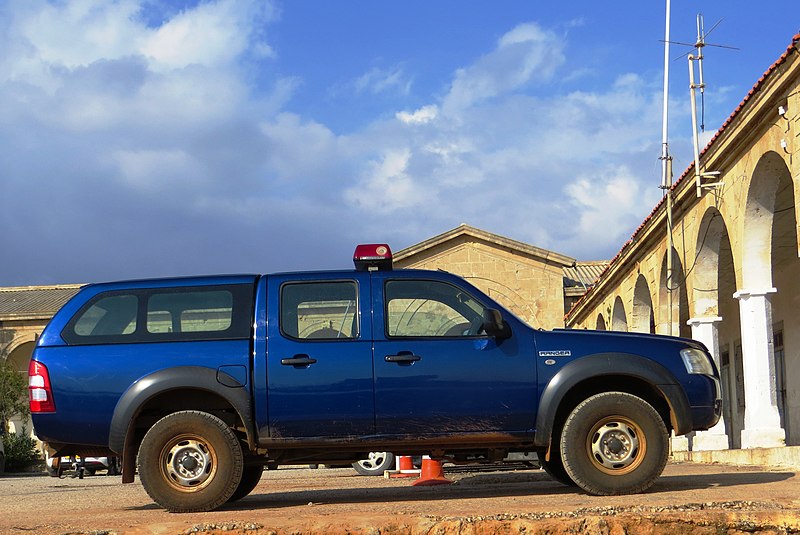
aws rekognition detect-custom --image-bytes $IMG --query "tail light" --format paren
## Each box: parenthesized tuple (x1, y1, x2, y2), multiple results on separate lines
(29, 360, 56, 413)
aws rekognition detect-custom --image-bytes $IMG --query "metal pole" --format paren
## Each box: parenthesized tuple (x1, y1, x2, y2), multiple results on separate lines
(689, 54, 703, 198)
(661, 0, 674, 335)
(660, 0, 671, 188)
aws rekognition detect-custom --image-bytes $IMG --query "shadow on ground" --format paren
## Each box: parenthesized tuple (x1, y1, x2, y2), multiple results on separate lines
(157, 468, 796, 513)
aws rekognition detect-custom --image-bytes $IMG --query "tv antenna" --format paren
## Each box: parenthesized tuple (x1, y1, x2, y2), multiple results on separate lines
(661, 14, 738, 196)
(688, 15, 737, 196)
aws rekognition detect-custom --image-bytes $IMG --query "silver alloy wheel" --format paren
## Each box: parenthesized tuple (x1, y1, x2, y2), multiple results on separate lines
(359, 451, 389, 470)
(352, 451, 395, 475)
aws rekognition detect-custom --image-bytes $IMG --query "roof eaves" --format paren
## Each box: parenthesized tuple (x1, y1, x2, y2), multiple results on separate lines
(396, 223, 576, 268)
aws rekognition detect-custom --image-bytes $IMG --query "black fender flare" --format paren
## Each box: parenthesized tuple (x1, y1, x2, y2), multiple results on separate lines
(108, 366, 254, 481)
(533, 353, 691, 449)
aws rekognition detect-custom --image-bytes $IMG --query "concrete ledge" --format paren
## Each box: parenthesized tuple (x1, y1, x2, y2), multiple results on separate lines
(672, 446, 800, 470)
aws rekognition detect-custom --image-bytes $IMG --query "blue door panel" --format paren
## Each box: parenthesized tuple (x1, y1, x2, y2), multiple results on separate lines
(264, 273, 375, 438)
(370, 272, 538, 437)
(264, 339, 374, 437)
(374, 338, 536, 435)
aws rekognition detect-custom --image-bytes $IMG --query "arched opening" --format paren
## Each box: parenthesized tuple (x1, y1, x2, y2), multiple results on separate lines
(611, 296, 628, 332)
(632, 274, 655, 333)
(595, 314, 606, 330)
(742, 152, 784, 288)
(695, 208, 739, 447)
(693, 209, 726, 318)
(658, 248, 690, 338)
(754, 152, 799, 446)
(731, 150, 794, 448)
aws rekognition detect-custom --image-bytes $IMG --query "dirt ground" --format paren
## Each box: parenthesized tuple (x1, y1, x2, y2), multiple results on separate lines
(0, 462, 798, 534)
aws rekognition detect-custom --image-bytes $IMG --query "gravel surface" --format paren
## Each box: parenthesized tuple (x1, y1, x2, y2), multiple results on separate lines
(0, 461, 798, 534)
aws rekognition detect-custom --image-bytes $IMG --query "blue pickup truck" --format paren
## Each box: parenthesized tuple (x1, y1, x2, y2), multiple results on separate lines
(28, 244, 721, 512)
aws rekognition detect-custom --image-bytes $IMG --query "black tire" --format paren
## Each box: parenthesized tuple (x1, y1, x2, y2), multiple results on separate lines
(107, 457, 121, 476)
(227, 463, 263, 502)
(352, 452, 395, 476)
(560, 392, 668, 496)
(138, 411, 244, 512)
(540, 450, 575, 487)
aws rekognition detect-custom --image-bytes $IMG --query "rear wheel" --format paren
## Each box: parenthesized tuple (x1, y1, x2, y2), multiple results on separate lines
(227, 463, 264, 502)
(138, 411, 244, 512)
(560, 392, 668, 496)
(352, 452, 395, 476)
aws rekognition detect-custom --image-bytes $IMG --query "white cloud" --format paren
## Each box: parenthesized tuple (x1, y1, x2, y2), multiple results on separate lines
(13, 1, 143, 68)
(442, 22, 565, 116)
(345, 66, 664, 256)
(141, 0, 274, 70)
(563, 166, 662, 253)
(112, 148, 204, 191)
(0, 4, 672, 284)
(345, 149, 425, 212)
(351, 65, 412, 96)
(396, 105, 438, 124)
(2, 0, 275, 91)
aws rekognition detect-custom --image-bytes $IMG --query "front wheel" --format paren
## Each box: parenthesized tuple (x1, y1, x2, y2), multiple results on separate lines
(138, 411, 244, 512)
(560, 392, 668, 496)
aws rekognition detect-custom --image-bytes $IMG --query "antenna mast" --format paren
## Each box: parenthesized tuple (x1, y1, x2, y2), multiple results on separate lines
(660, 0, 673, 192)
(660, 0, 675, 334)
(689, 14, 723, 197)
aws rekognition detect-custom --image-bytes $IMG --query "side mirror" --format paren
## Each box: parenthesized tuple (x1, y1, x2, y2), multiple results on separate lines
(482, 308, 511, 340)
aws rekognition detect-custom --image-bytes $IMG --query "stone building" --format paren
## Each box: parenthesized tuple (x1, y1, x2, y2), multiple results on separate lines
(566, 34, 800, 451)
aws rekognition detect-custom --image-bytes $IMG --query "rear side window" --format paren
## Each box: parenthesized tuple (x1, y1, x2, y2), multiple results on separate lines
(73, 295, 138, 337)
(63, 284, 253, 345)
(147, 290, 233, 334)
(280, 281, 358, 340)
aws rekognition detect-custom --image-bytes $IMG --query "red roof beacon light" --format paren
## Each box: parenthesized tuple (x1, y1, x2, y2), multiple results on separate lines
(353, 244, 393, 271)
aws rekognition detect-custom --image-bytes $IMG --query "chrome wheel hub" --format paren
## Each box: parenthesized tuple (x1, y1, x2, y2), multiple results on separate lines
(361, 451, 387, 469)
(165, 439, 213, 488)
(591, 421, 640, 470)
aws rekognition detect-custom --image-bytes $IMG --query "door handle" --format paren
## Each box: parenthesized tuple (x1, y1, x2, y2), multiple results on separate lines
(385, 352, 421, 364)
(281, 355, 318, 368)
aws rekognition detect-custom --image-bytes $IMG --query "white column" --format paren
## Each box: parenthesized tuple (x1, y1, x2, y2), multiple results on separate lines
(733, 288, 785, 449)
(687, 316, 729, 451)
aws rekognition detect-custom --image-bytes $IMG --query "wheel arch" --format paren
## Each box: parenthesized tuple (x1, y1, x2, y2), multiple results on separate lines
(534, 353, 690, 451)
(109, 366, 255, 483)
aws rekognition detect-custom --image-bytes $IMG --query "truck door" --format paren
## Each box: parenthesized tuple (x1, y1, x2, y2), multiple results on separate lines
(371, 272, 537, 437)
(265, 273, 374, 438)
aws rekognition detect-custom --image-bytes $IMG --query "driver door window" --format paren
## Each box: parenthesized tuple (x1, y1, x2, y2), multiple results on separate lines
(385, 280, 486, 337)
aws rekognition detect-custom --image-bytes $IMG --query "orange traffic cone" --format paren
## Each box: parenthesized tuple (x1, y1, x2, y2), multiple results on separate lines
(386, 455, 421, 479)
(412, 456, 452, 486)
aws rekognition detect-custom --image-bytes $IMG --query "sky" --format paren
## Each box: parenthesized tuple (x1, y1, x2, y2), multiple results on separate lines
(1, 1, 798, 286)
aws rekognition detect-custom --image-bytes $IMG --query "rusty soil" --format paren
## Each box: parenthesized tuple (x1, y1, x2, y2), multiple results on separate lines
(0, 462, 798, 534)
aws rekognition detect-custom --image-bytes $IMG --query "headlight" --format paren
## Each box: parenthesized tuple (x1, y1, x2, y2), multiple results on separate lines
(680, 347, 715, 375)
